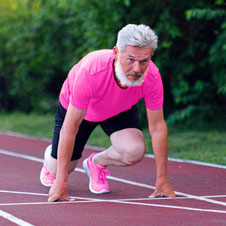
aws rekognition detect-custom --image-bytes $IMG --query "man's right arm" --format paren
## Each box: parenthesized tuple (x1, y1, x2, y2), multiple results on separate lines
(48, 103, 86, 202)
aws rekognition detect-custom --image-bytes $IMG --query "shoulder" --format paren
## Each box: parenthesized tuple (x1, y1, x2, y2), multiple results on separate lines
(142, 60, 162, 88)
(146, 60, 161, 79)
(79, 49, 114, 76)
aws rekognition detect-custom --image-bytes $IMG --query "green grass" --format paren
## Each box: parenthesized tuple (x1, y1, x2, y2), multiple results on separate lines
(0, 112, 225, 165)
(0, 112, 55, 138)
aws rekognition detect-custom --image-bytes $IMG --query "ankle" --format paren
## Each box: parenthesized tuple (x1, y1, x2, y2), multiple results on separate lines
(92, 154, 99, 165)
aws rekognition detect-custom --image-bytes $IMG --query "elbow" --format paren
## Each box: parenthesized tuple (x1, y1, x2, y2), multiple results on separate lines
(149, 121, 168, 136)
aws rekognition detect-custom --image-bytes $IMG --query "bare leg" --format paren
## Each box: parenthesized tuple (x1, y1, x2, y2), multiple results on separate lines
(44, 145, 78, 178)
(92, 128, 146, 166)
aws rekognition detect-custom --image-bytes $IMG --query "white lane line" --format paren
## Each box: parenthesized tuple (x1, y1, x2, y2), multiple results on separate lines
(1, 149, 226, 207)
(1, 190, 226, 200)
(0, 190, 191, 202)
(0, 190, 110, 203)
(171, 191, 226, 207)
(0, 190, 226, 214)
(205, 195, 226, 198)
(0, 190, 48, 197)
(100, 172, 226, 207)
(0, 149, 43, 163)
(1, 130, 226, 169)
(145, 154, 226, 169)
(0, 200, 226, 214)
(1, 189, 226, 202)
(0, 190, 108, 202)
(108, 200, 226, 214)
(0, 200, 103, 206)
(0, 210, 34, 226)
(117, 195, 226, 201)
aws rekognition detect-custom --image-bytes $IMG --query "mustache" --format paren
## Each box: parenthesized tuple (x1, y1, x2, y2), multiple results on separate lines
(125, 72, 143, 77)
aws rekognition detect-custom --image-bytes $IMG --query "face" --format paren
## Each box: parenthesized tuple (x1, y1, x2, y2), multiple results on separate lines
(113, 45, 152, 87)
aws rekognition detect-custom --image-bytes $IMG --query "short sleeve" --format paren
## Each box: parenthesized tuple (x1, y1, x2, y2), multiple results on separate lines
(70, 65, 93, 110)
(143, 70, 164, 111)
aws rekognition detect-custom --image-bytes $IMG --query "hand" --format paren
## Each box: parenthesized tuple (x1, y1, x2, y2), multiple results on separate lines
(149, 176, 176, 198)
(48, 179, 74, 202)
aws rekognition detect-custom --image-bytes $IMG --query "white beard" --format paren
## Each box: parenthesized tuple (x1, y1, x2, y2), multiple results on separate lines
(115, 60, 145, 87)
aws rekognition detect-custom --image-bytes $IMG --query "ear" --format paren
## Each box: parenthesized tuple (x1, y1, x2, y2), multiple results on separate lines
(113, 46, 118, 61)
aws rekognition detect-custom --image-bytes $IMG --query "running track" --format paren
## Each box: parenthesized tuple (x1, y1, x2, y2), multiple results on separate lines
(0, 131, 226, 226)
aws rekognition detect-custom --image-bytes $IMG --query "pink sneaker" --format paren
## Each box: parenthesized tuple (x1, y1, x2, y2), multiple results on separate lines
(40, 166, 55, 187)
(83, 153, 111, 194)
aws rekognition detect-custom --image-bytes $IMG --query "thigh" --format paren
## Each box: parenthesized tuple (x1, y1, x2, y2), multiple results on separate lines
(110, 128, 145, 155)
(100, 106, 145, 161)
(105, 128, 145, 166)
(100, 105, 142, 137)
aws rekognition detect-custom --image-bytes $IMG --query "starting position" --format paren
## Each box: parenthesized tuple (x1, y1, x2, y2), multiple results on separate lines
(40, 24, 176, 202)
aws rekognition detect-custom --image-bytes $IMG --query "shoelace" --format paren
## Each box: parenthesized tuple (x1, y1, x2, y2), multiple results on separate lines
(97, 168, 111, 184)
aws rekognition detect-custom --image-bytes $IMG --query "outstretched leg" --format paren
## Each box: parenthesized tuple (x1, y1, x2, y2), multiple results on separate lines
(40, 145, 78, 187)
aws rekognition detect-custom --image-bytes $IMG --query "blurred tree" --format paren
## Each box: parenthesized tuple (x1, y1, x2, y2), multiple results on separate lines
(167, 0, 226, 124)
(0, 0, 128, 112)
(0, 0, 225, 126)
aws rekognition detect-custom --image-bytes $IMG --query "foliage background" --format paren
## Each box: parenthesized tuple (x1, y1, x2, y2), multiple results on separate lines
(0, 0, 225, 126)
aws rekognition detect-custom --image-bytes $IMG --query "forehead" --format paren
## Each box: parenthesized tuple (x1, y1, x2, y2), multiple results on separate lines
(121, 45, 152, 60)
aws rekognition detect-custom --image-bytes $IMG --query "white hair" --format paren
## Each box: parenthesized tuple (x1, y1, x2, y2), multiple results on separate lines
(116, 24, 158, 52)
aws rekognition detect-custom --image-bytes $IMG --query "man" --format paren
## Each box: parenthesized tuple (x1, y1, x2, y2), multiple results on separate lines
(40, 24, 176, 202)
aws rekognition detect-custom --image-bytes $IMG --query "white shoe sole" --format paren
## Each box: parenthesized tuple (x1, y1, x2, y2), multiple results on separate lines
(40, 145, 54, 187)
(83, 158, 109, 194)
(40, 166, 52, 187)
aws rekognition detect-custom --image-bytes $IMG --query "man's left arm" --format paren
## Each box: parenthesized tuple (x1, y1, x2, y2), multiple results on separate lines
(146, 108, 176, 198)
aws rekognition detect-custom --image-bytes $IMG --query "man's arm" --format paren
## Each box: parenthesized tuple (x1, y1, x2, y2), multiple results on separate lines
(48, 103, 86, 202)
(146, 108, 175, 198)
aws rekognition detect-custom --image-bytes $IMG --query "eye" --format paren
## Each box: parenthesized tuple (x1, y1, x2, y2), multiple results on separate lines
(140, 60, 148, 65)
(128, 58, 134, 63)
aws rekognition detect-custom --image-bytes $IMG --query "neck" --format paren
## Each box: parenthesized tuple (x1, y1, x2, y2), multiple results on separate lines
(115, 76, 128, 89)
(113, 60, 128, 89)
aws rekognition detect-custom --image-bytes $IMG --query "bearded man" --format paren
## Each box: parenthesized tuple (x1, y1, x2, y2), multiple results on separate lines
(40, 24, 176, 202)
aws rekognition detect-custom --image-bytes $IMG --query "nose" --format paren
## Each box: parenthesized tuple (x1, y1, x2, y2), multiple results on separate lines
(133, 61, 142, 73)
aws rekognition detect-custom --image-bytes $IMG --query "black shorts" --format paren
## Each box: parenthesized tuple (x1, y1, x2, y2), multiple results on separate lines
(51, 103, 142, 160)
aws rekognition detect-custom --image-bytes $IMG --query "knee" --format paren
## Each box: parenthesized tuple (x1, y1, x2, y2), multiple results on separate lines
(122, 141, 146, 166)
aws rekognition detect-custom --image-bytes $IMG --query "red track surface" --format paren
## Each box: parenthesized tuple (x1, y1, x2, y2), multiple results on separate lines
(0, 132, 226, 225)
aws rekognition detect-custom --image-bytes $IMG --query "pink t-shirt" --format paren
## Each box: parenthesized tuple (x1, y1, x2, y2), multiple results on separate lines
(59, 49, 163, 122)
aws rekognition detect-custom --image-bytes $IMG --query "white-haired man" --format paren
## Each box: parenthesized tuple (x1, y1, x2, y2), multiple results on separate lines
(40, 24, 176, 202)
